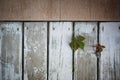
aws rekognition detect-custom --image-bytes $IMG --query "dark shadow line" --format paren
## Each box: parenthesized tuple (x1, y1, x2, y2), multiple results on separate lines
(72, 22, 75, 80)
(22, 22, 24, 80)
(97, 22, 100, 80)
(47, 22, 50, 80)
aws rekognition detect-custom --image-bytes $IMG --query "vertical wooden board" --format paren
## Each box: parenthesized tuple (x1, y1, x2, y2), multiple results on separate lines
(74, 22, 97, 80)
(100, 22, 120, 80)
(49, 22, 72, 80)
(0, 22, 22, 80)
(24, 22, 47, 80)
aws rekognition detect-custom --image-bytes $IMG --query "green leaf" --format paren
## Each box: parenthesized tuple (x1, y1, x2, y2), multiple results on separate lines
(76, 35, 85, 41)
(69, 34, 85, 51)
(69, 39, 78, 51)
(78, 42, 85, 50)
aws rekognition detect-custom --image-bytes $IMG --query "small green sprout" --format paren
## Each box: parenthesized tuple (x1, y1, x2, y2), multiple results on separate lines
(69, 33, 85, 51)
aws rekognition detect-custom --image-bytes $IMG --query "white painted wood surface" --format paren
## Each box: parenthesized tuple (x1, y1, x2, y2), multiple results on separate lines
(24, 22, 47, 80)
(100, 22, 120, 80)
(49, 22, 72, 80)
(0, 22, 119, 80)
(74, 22, 97, 80)
(0, 22, 22, 80)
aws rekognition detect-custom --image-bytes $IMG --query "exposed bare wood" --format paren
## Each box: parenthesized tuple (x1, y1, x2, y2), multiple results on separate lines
(90, 0, 120, 20)
(74, 22, 97, 80)
(0, 0, 60, 20)
(61, 0, 91, 20)
(0, 22, 22, 80)
(0, 0, 120, 20)
(100, 22, 120, 80)
(24, 22, 47, 80)
(49, 22, 72, 80)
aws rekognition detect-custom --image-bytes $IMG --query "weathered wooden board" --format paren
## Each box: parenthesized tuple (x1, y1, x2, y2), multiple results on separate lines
(0, 22, 22, 80)
(61, 0, 91, 20)
(24, 22, 47, 80)
(61, 0, 120, 21)
(90, 0, 120, 20)
(74, 22, 97, 80)
(100, 22, 120, 80)
(0, 0, 120, 20)
(49, 22, 72, 80)
(0, 0, 60, 20)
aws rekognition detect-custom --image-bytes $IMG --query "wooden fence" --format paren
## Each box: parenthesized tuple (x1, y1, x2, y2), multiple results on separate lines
(0, 22, 120, 80)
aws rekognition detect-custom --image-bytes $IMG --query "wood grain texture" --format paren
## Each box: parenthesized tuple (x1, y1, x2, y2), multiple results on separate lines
(61, 0, 91, 20)
(49, 22, 72, 80)
(0, 0, 120, 20)
(74, 22, 97, 80)
(61, 0, 120, 21)
(0, 0, 60, 20)
(100, 22, 120, 80)
(24, 22, 47, 80)
(90, 0, 120, 20)
(0, 22, 22, 80)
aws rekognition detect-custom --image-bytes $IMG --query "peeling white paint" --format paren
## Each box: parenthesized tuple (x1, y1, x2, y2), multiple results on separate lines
(74, 22, 97, 80)
(0, 22, 22, 80)
(100, 22, 120, 80)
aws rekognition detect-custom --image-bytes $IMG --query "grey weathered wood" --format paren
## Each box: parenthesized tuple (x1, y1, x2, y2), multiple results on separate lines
(0, 22, 22, 80)
(24, 22, 47, 80)
(74, 22, 97, 80)
(49, 22, 72, 80)
(100, 22, 120, 80)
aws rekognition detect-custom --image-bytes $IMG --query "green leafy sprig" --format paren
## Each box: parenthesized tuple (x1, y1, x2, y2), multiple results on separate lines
(69, 33, 85, 51)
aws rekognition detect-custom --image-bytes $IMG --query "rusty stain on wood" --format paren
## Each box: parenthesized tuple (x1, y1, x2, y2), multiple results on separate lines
(24, 22, 47, 80)
(74, 22, 97, 80)
(0, 22, 22, 80)
(100, 22, 120, 80)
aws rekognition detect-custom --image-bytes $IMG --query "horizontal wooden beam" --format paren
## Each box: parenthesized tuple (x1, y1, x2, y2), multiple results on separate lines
(0, 0, 120, 21)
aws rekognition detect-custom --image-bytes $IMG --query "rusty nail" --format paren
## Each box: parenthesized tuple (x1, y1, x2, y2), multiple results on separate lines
(102, 26, 104, 31)
(1, 28, 4, 31)
(17, 28, 19, 31)
(27, 27, 28, 30)
(68, 28, 70, 30)
(53, 27, 55, 30)
(93, 27, 95, 31)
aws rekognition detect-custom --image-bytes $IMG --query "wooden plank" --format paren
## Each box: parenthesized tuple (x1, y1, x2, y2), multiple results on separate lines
(49, 22, 72, 80)
(74, 22, 97, 80)
(24, 22, 47, 80)
(100, 22, 120, 80)
(0, 0, 120, 20)
(0, 22, 22, 80)
(90, 0, 120, 20)
(0, 0, 60, 20)
(61, 0, 91, 20)
(61, 0, 120, 21)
